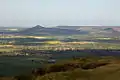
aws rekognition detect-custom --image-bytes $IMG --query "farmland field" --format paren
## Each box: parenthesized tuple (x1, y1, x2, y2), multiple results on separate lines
(0, 56, 45, 76)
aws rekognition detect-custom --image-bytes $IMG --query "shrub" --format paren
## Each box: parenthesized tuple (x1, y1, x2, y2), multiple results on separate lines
(14, 75, 32, 80)
(81, 62, 109, 70)
(32, 68, 47, 76)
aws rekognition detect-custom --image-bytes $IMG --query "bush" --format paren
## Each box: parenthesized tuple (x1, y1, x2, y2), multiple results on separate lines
(81, 62, 109, 69)
(32, 68, 47, 76)
(14, 75, 32, 80)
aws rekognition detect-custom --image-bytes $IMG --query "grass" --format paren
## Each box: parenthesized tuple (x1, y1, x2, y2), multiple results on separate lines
(0, 56, 46, 76)
(31, 57, 120, 80)
(0, 57, 120, 80)
(36, 65, 120, 80)
(44, 41, 62, 44)
(28, 57, 109, 76)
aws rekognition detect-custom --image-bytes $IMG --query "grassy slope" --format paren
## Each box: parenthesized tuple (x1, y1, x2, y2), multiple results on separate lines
(36, 62, 120, 80)
(14, 57, 120, 80)
(1, 57, 120, 80)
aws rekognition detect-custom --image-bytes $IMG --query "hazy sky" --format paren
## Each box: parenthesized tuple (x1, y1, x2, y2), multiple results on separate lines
(0, 0, 120, 27)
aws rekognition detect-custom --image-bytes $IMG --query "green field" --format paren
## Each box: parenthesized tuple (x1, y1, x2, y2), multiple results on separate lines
(0, 56, 45, 76)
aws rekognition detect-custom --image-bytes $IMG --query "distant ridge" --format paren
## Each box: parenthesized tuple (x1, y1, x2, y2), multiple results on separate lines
(0, 25, 119, 36)
(18, 25, 88, 36)
(33, 25, 44, 29)
(56, 26, 82, 30)
(56, 26, 120, 30)
(104, 27, 120, 32)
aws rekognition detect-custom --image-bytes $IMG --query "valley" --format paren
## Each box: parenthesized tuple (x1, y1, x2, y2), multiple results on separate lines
(0, 25, 120, 79)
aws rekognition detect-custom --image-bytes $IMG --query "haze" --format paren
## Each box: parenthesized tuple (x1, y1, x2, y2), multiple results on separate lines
(0, 0, 120, 27)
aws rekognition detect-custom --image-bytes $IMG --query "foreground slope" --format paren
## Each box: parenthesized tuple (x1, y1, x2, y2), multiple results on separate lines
(36, 63, 120, 80)
(7, 57, 120, 80)
(34, 58, 120, 80)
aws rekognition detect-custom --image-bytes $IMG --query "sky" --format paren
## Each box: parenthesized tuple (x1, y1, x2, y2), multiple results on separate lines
(0, 0, 120, 27)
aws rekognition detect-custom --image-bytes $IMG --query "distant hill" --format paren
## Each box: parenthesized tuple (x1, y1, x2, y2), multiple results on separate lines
(0, 25, 119, 36)
(112, 27, 120, 32)
(56, 26, 82, 30)
(104, 28, 113, 30)
(56, 26, 111, 30)
(104, 27, 120, 33)
(18, 25, 88, 36)
(56, 26, 120, 36)
(56, 26, 120, 30)
(0, 27, 26, 35)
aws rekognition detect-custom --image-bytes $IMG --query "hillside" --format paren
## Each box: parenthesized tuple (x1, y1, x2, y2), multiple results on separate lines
(35, 63, 120, 80)
(0, 27, 26, 32)
(56, 26, 82, 30)
(18, 57, 120, 80)
(56, 26, 120, 37)
(1, 57, 120, 80)
(0, 26, 120, 36)
(19, 25, 88, 36)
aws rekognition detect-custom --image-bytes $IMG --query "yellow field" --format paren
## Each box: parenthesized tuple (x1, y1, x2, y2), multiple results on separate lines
(44, 41, 62, 44)
(66, 41, 97, 44)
